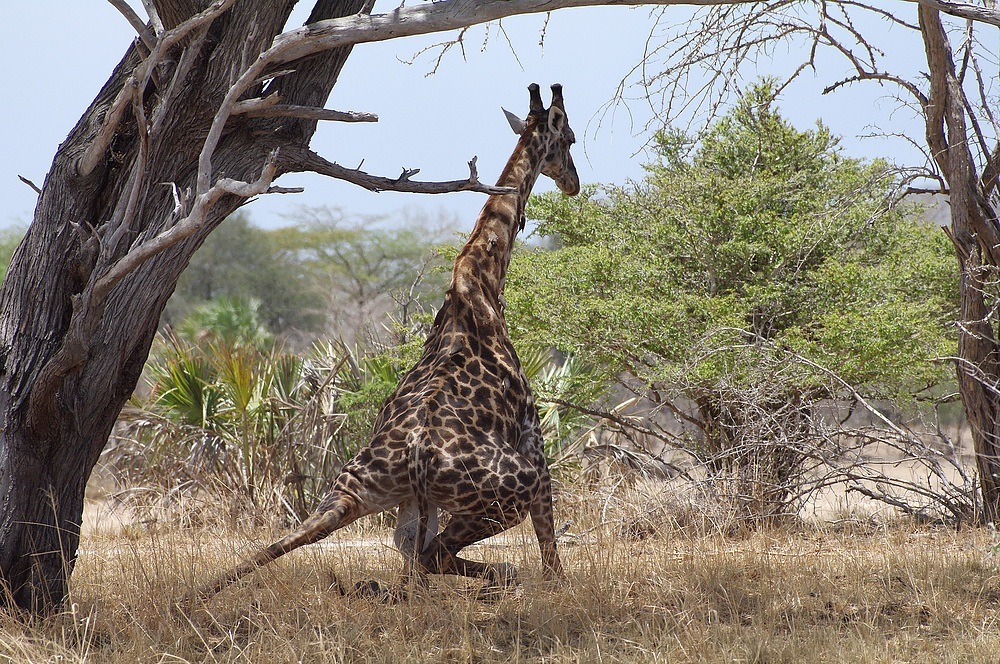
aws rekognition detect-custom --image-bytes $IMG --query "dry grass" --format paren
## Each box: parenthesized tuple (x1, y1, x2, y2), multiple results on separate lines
(4, 486, 1000, 663)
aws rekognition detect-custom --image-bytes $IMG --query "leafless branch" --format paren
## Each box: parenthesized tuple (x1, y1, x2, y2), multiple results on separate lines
(77, 83, 133, 177)
(906, 185, 950, 196)
(402, 27, 471, 75)
(97, 148, 281, 301)
(270, 0, 1000, 70)
(230, 93, 282, 115)
(983, 143, 1000, 200)
(17, 175, 41, 196)
(107, 0, 155, 49)
(913, 0, 1000, 26)
(79, 0, 236, 180)
(140, 0, 164, 37)
(105, 77, 152, 256)
(263, 185, 305, 195)
(299, 151, 515, 195)
(233, 99, 378, 123)
(151, 20, 211, 132)
(546, 396, 678, 450)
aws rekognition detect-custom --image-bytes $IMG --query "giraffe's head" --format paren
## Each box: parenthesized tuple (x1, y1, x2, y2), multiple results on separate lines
(504, 83, 581, 197)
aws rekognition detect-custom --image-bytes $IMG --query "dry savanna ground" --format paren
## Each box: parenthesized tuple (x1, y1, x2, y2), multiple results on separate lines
(3, 483, 1000, 663)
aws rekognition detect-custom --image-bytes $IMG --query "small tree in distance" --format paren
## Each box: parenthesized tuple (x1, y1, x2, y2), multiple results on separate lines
(168, 209, 455, 347)
(508, 83, 958, 522)
(167, 214, 326, 340)
(274, 206, 456, 346)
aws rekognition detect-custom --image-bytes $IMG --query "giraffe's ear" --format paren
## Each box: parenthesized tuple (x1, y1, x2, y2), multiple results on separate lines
(547, 106, 567, 134)
(503, 108, 525, 134)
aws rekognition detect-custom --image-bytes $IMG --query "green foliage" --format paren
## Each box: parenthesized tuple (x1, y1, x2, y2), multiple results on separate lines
(518, 346, 608, 467)
(118, 307, 351, 521)
(0, 226, 26, 284)
(506, 82, 958, 520)
(509, 81, 957, 401)
(175, 296, 275, 350)
(278, 207, 454, 305)
(167, 208, 456, 346)
(168, 214, 325, 338)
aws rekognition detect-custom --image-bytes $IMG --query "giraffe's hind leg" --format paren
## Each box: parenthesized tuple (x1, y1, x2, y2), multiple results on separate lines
(528, 463, 565, 581)
(393, 498, 440, 582)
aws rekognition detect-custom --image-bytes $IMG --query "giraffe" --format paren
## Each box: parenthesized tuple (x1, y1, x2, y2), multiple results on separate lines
(189, 83, 580, 602)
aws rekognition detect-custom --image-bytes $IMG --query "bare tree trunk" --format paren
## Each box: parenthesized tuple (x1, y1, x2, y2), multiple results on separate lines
(918, 7, 1000, 523)
(0, 0, 371, 614)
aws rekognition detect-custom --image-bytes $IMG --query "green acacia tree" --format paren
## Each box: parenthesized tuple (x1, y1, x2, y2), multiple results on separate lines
(507, 83, 958, 521)
(276, 207, 455, 345)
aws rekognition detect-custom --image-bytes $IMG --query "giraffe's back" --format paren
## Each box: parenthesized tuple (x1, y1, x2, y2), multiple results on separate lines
(336, 301, 536, 516)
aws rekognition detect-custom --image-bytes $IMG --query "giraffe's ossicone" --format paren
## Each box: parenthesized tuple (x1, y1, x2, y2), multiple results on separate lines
(188, 84, 580, 603)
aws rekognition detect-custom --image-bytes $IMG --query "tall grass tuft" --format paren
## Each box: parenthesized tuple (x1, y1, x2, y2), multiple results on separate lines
(111, 329, 387, 524)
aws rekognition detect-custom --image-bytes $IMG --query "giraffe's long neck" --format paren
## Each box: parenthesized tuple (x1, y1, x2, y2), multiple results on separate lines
(448, 132, 542, 316)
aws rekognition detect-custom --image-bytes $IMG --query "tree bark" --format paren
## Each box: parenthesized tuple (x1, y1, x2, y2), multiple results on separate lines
(0, 0, 370, 614)
(919, 7, 1000, 522)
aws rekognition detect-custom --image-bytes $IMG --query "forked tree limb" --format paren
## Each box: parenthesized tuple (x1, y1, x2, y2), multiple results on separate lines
(27, 146, 282, 441)
(79, 0, 237, 178)
(100, 148, 282, 297)
(300, 151, 515, 195)
(107, 0, 156, 49)
(232, 95, 378, 123)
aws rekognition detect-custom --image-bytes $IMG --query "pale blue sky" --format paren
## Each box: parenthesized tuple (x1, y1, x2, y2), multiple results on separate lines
(1, 2, 928, 231)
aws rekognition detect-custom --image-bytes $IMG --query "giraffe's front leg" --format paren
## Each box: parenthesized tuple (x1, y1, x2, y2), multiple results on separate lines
(519, 415, 566, 581)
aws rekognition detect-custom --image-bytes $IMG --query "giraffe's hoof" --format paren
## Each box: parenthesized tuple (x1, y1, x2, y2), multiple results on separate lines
(351, 579, 395, 603)
(490, 562, 519, 586)
(475, 563, 521, 602)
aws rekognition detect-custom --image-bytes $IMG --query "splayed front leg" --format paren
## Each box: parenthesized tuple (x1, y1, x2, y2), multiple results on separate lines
(181, 490, 367, 607)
